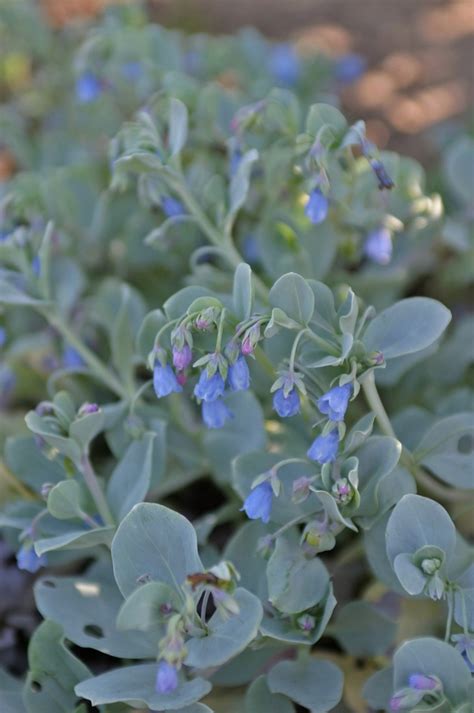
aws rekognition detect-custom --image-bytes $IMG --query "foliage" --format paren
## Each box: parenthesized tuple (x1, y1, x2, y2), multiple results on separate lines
(0, 2, 473, 712)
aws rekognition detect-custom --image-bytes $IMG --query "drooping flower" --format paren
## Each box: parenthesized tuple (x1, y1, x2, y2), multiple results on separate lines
(228, 356, 250, 392)
(241, 482, 273, 523)
(172, 344, 192, 372)
(273, 386, 300, 418)
(16, 544, 47, 573)
(369, 159, 394, 190)
(153, 363, 182, 398)
(335, 53, 367, 84)
(76, 71, 102, 103)
(202, 399, 233, 429)
(78, 402, 100, 416)
(155, 660, 178, 694)
(364, 227, 393, 265)
(307, 429, 339, 463)
(194, 370, 225, 402)
(162, 196, 185, 218)
(269, 43, 300, 86)
(317, 383, 352, 422)
(304, 188, 329, 225)
(452, 634, 474, 672)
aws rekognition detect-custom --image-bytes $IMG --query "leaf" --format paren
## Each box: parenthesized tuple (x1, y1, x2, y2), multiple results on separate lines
(22, 620, 91, 713)
(267, 538, 330, 614)
(394, 638, 471, 705)
(169, 98, 188, 156)
(330, 601, 396, 656)
(267, 659, 344, 713)
(34, 574, 157, 658)
(5, 436, 64, 489)
(245, 676, 295, 713)
(0, 668, 26, 713)
(0, 278, 47, 307)
(363, 297, 452, 360)
(444, 136, 474, 205)
(233, 262, 253, 321)
(69, 410, 105, 449)
(136, 309, 167, 362)
(186, 588, 263, 668)
(229, 148, 259, 217)
(75, 664, 211, 710)
(34, 526, 115, 556)
(269, 273, 315, 325)
(413, 412, 474, 489)
(260, 586, 336, 646)
(24, 411, 81, 463)
(305, 104, 347, 141)
(163, 286, 216, 320)
(107, 432, 157, 520)
(111, 284, 138, 385)
(117, 582, 182, 631)
(385, 494, 457, 564)
(47, 480, 85, 520)
(111, 503, 202, 597)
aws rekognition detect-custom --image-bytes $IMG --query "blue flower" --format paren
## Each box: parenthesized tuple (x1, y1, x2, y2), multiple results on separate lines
(269, 44, 300, 86)
(16, 544, 47, 573)
(153, 363, 182, 398)
(172, 344, 192, 371)
(335, 54, 367, 84)
(241, 482, 273, 523)
(32, 256, 41, 277)
(305, 188, 328, 224)
(273, 386, 300, 417)
(63, 345, 85, 368)
(307, 429, 339, 463)
(0, 327, 6, 348)
(76, 72, 102, 103)
(202, 398, 233, 428)
(317, 383, 352, 421)
(194, 370, 225, 402)
(228, 357, 250, 392)
(162, 197, 185, 218)
(364, 227, 392, 265)
(370, 159, 394, 190)
(452, 634, 474, 672)
(155, 660, 178, 694)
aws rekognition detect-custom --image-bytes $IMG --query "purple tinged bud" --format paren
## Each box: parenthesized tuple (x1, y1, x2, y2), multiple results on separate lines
(161, 197, 185, 218)
(241, 482, 273, 524)
(292, 476, 312, 503)
(317, 383, 352, 422)
(153, 363, 182, 398)
(228, 356, 250, 391)
(16, 544, 47, 573)
(194, 370, 225, 402)
(307, 429, 339, 464)
(297, 614, 316, 632)
(305, 188, 329, 225)
(76, 72, 102, 103)
(332, 478, 354, 505)
(364, 227, 393, 265)
(370, 159, 394, 190)
(273, 386, 300, 418)
(40, 482, 54, 500)
(408, 674, 439, 691)
(172, 344, 192, 371)
(389, 695, 404, 712)
(78, 402, 100, 416)
(155, 660, 178, 694)
(202, 398, 233, 429)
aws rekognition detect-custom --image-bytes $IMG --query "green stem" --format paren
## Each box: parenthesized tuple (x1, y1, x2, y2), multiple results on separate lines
(42, 310, 126, 400)
(165, 174, 269, 302)
(215, 308, 226, 352)
(305, 328, 340, 357)
(270, 512, 315, 541)
(80, 455, 115, 527)
(445, 588, 454, 642)
(362, 371, 468, 503)
(289, 329, 308, 372)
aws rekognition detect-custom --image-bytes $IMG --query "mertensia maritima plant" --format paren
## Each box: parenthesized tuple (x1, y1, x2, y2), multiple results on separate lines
(0, 2, 473, 712)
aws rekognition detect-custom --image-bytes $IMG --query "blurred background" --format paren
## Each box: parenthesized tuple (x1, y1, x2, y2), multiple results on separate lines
(40, 0, 474, 164)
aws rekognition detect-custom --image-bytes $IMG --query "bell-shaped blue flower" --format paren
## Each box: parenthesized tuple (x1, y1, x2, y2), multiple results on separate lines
(202, 398, 233, 429)
(76, 72, 102, 103)
(364, 227, 392, 265)
(162, 197, 185, 218)
(194, 370, 225, 402)
(16, 544, 47, 573)
(155, 660, 178, 694)
(317, 383, 352, 422)
(269, 44, 300, 86)
(305, 188, 328, 224)
(228, 357, 250, 392)
(153, 363, 182, 398)
(307, 429, 339, 463)
(273, 386, 300, 418)
(241, 482, 273, 524)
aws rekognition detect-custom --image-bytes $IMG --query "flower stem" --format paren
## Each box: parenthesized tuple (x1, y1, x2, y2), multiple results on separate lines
(79, 454, 115, 527)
